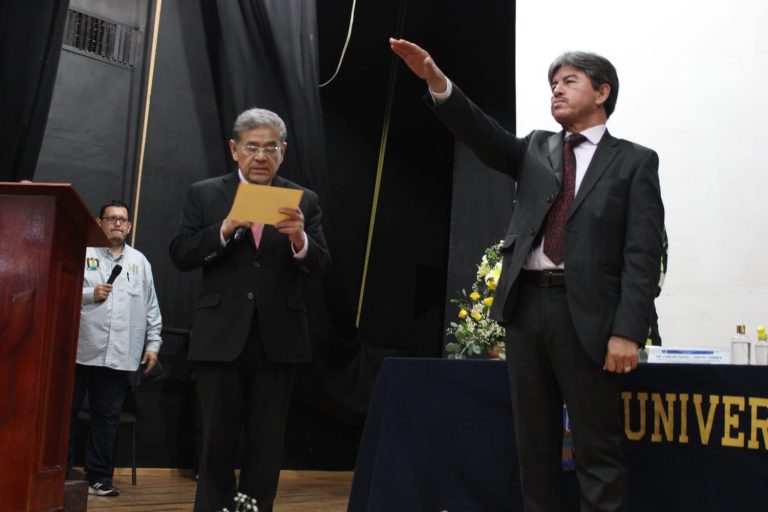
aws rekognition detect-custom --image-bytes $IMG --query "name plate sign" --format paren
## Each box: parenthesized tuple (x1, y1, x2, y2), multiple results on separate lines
(645, 346, 731, 365)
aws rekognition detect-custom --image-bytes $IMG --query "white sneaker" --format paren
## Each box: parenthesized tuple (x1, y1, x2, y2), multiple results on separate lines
(88, 482, 120, 496)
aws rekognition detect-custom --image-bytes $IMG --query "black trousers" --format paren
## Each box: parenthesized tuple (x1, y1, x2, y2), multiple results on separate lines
(192, 318, 295, 512)
(504, 283, 627, 512)
(67, 364, 130, 484)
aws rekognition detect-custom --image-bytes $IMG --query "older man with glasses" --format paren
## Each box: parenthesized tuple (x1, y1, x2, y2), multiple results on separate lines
(170, 107, 330, 512)
(67, 199, 163, 497)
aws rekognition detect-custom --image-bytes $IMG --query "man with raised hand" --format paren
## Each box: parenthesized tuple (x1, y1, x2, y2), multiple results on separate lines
(391, 38, 664, 512)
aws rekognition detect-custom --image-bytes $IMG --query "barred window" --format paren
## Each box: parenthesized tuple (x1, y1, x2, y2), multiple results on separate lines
(63, 9, 138, 67)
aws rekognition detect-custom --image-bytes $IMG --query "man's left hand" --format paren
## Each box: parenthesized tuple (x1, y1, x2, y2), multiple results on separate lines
(141, 350, 159, 374)
(276, 207, 305, 251)
(603, 336, 639, 374)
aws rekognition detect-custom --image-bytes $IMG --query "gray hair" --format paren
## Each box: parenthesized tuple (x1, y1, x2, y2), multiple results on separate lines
(548, 52, 619, 118)
(232, 108, 288, 142)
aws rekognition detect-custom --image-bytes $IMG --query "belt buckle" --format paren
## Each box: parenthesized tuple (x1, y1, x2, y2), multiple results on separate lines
(541, 270, 561, 287)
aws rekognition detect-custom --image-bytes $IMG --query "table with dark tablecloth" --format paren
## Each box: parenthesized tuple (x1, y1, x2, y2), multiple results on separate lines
(348, 358, 768, 512)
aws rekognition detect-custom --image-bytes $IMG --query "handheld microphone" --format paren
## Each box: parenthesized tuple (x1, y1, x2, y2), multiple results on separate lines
(233, 227, 248, 242)
(106, 264, 123, 285)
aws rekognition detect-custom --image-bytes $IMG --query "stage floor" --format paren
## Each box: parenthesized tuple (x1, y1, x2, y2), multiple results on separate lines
(83, 470, 352, 511)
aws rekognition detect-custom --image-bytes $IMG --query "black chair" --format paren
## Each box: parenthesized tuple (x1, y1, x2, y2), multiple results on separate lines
(77, 389, 137, 486)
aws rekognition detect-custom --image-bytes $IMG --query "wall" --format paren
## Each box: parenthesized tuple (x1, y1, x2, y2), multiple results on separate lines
(516, 1, 768, 348)
(35, 0, 150, 213)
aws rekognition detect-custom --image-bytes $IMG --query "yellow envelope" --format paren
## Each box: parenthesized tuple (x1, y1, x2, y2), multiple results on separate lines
(228, 183, 304, 225)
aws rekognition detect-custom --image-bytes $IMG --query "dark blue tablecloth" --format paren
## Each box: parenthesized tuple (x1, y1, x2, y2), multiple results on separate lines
(349, 358, 768, 512)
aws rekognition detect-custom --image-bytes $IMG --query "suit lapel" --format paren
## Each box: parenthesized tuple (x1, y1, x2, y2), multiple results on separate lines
(547, 131, 565, 184)
(219, 172, 240, 212)
(570, 131, 618, 217)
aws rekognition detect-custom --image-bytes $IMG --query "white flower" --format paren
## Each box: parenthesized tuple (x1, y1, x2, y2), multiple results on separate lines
(477, 256, 491, 279)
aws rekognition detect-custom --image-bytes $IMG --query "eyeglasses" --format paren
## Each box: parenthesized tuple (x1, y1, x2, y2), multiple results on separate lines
(102, 216, 130, 224)
(241, 143, 282, 156)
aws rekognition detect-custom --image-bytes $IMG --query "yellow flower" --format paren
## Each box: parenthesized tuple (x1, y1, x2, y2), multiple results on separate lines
(486, 261, 502, 286)
(469, 291, 481, 301)
(486, 278, 497, 291)
(458, 309, 468, 319)
(471, 311, 483, 321)
(483, 297, 494, 307)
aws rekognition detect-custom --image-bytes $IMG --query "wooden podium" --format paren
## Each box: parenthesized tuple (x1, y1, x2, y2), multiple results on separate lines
(0, 184, 108, 512)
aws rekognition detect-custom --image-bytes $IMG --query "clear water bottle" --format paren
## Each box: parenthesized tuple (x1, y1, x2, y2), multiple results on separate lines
(755, 326, 768, 366)
(731, 324, 751, 365)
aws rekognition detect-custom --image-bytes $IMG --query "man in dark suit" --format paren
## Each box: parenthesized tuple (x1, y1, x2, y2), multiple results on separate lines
(170, 108, 331, 512)
(391, 39, 664, 511)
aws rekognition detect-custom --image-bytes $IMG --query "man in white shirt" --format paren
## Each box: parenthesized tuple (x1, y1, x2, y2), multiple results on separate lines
(67, 200, 163, 497)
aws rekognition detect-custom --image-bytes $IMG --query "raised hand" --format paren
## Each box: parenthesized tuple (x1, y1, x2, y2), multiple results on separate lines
(389, 38, 448, 93)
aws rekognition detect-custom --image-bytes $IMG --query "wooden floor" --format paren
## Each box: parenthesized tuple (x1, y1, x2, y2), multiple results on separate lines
(84, 470, 353, 511)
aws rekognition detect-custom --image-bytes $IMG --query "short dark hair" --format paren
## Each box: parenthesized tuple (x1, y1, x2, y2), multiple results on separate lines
(99, 200, 131, 220)
(548, 51, 619, 118)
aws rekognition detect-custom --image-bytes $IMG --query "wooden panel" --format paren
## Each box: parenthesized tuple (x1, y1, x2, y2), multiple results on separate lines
(0, 185, 105, 511)
(40, 204, 88, 469)
(0, 196, 56, 511)
(0, 183, 108, 246)
(31, 203, 90, 510)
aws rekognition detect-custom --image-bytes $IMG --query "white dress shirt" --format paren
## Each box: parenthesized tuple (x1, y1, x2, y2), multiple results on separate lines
(524, 124, 606, 270)
(78, 245, 163, 371)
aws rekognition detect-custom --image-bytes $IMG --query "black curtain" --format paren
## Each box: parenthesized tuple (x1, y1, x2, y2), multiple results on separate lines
(196, 0, 383, 468)
(0, 0, 516, 470)
(190, 0, 517, 467)
(0, 0, 69, 181)
(136, 0, 516, 469)
(439, 3, 517, 351)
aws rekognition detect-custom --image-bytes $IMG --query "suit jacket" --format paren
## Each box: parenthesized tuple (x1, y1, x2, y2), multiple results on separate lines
(169, 173, 331, 364)
(432, 86, 664, 364)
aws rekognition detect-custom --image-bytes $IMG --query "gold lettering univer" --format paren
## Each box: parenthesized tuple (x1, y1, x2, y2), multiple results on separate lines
(651, 393, 676, 442)
(623, 391, 647, 440)
(747, 397, 768, 450)
(722, 395, 746, 448)
(693, 394, 720, 445)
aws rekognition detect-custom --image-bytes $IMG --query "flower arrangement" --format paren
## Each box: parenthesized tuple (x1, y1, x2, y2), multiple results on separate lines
(445, 240, 506, 359)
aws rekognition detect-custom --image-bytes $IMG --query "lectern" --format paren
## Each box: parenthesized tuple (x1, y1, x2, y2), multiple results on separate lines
(0, 183, 108, 512)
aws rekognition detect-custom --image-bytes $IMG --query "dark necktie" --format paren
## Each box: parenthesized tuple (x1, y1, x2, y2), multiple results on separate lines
(542, 133, 587, 265)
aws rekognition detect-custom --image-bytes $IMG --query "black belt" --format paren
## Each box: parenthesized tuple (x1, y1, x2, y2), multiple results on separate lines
(519, 269, 566, 287)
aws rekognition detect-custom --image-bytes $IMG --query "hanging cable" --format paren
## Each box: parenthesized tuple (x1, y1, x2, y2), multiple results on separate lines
(131, 0, 163, 247)
(319, 0, 357, 88)
(355, 0, 409, 327)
